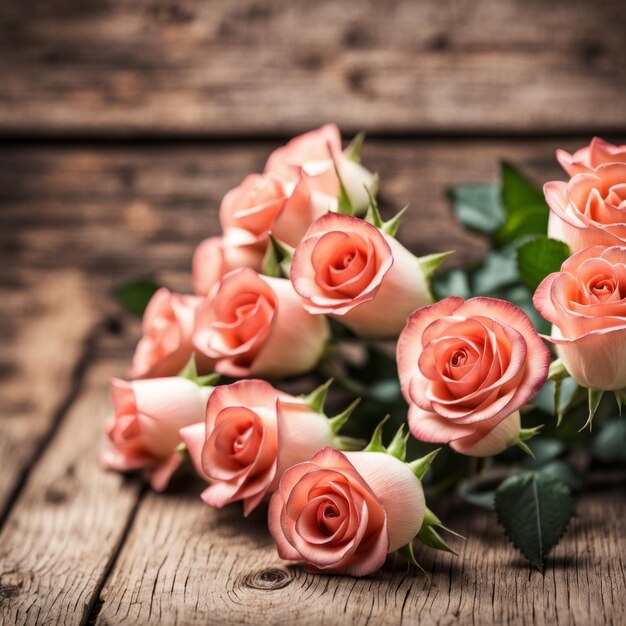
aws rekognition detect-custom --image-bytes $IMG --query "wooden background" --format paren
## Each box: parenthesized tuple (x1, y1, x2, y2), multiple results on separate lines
(1, 1, 625, 624)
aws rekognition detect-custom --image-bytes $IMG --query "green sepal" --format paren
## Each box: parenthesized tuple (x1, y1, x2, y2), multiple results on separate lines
(362, 415, 390, 453)
(331, 435, 366, 451)
(614, 390, 624, 416)
(382, 205, 408, 238)
(176, 442, 187, 458)
(364, 186, 383, 228)
(386, 424, 409, 462)
(261, 239, 281, 278)
(301, 378, 333, 414)
(422, 507, 465, 540)
(548, 358, 568, 382)
(418, 251, 455, 281)
(582, 389, 604, 431)
(416, 525, 458, 555)
(397, 542, 428, 575)
(407, 448, 441, 480)
(328, 398, 361, 435)
(178, 357, 220, 387)
(268, 234, 295, 277)
(345, 131, 365, 163)
(331, 156, 354, 216)
(514, 425, 542, 457)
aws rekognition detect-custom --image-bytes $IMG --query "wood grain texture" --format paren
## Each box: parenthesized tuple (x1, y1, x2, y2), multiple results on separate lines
(0, 270, 99, 518)
(0, 0, 625, 136)
(0, 336, 144, 626)
(96, 475, 625, 625)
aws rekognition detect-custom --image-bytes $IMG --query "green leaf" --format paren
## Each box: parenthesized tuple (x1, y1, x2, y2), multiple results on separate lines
(114, 278, 160, 315)
(516, 238, 570, 291)
(536, 461, 585, 492)
(493, 162, 550, 247)
(448, 184, 505, 235)
(591, 418, 626, 464)
(521, 438, 566, 469)
(471, 247, 519, 295)
(495, 472, 573, 570)
(345, 131, 365, 163)
(457, 477, 499, 511)
(432, 268, 472, 300)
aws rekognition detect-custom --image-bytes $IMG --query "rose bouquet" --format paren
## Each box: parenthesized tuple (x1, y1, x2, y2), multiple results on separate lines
(105, 128, 626, 575)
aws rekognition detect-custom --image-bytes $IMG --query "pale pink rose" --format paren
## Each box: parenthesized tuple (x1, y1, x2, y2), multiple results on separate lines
(269, 447, 425, 576)
(557, 137, 626, 177)
(290, 213, 431, 338)
(265, 124, 377, 213)
(131, 288, 213, 379)
(190, 380, 335, 515)
(193, 267, 329, 378)
(192, 236, 265, 297)
(101, 377, 213, 491)
(534, 245, 626, 390)
(545, 163, 626, 252)
(397, 297, 550, 457)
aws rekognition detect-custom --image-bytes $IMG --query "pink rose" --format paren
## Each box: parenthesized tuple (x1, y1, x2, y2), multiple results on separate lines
(534, 245, 626, 390)
(557, 137, 626, 177)
(291, 213, 431, 338)
(131, 288, 213, 379)
(269, 447, 425, 576)
(192, 236, 265, 297)
(265, 124, 377, 213)
(101, 377, 213, 490)
(397, 297, 550, 457)
(545, 163, 626, 252)
(193, 267, 329, 378)
(181, 380, 335, 515)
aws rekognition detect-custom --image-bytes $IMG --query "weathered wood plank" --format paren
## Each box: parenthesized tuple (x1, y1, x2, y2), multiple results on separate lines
(0, 270, 100, 519)
(0, 335, 144, 626)
(96, 475, 625, 625)
(0, 0, 624, 136)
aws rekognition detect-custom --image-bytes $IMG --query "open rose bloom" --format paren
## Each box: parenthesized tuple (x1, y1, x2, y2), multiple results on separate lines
(534, 245, 626, 390)
(397, 297, 550, 456)
(546, 160, 626, 253)
(291, 213, 431, 338)
(180, 380, 335, 515)
(102, 377, 213, 490)
(557, 137, 626, 177)
(131, 288, 212, 379)
(269, 447, 425, 576)
(193, 267, 329, 378)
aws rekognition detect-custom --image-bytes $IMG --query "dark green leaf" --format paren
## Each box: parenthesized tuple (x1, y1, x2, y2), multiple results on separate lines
(493, 163, 550, 247)
(536, 461, 585, 492)
(472, 248, 519, 295)
(591, 418, 626, 464)
(521, 438, 566, 469)
(516, 238, 570, 291)
(495, 472, 573, 570)
(457, 476, 501, 511)
(448, 184, 505, 235)
(432, 268, 472, 300)
(114, 279, 160, 315)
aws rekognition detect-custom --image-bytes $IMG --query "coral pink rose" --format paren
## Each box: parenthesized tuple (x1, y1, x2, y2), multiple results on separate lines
(131, 288, 213, 379)
(265, 124, 377, 213)
(557, 137, 626, 177)
(101, 377, 213, 490)
(534, 245, 626, 390)
(397, 297, 550, 457)
(269, 447, 425, 576)
(546, 162, 626, 252)
(291, 213, 431, 338)
(193, 267, 329, 378)
(181, 380, 335, 515)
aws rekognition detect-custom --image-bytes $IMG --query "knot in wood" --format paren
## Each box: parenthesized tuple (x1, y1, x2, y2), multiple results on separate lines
(243, 568, 292, 591)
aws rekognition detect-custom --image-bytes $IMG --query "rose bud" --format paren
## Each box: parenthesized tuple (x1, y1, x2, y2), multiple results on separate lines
(193, 267, 329, 378)
(268, 447, 426, 577)
(101, 377, 213, 491)
(545, 162, 626, 252)
(557, 137, 626, 177)
(130, 288, 213, 379)
(180, 380, 348, 515)
(397, 297, 550, 457)
(290, 213, 433, 338)
(265, 124, 377, 214)
(534, 245, 626, 391)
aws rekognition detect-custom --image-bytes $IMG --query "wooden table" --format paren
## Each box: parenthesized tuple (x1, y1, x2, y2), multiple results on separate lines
(1, 1, 625, 624)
